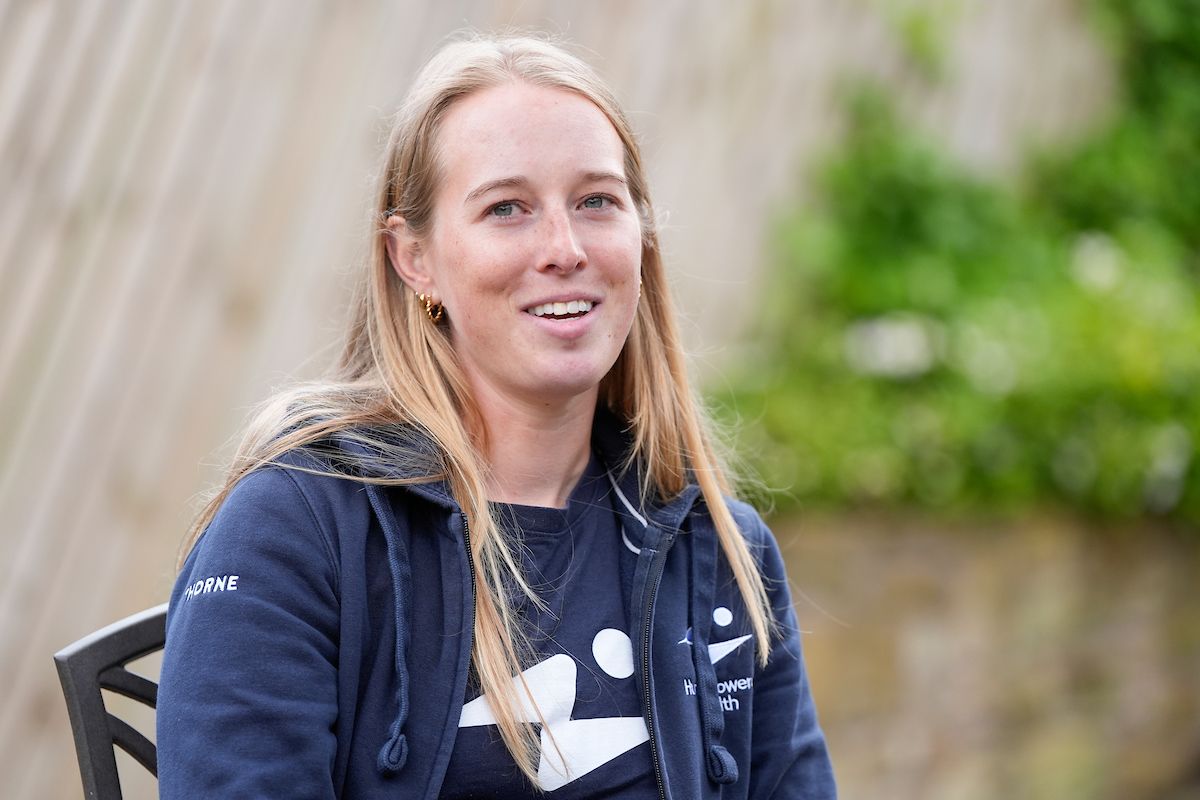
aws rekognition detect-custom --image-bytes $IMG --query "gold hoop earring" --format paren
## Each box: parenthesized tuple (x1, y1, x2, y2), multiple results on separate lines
(417, 292, 444, 323)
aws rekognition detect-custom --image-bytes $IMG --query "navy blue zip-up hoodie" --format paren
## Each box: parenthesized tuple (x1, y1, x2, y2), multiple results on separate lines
(157, 411, 836, 798)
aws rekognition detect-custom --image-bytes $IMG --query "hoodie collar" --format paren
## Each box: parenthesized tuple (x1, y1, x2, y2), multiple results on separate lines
(325, 426, 458, 511)
(330, 406, 706, 529)
(588, 405, 704, 543)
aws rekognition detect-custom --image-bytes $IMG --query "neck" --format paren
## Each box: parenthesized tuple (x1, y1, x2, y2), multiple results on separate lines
(473, 386, 597, 509)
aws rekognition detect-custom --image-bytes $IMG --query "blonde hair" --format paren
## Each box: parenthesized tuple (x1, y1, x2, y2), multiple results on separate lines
(182, 30, 773, 785)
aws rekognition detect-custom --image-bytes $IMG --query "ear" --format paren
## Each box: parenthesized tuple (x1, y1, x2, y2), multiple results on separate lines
(384, 215, 437, 298)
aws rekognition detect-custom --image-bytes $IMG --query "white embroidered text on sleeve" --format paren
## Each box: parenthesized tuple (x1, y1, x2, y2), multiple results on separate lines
(182, 574, 239, 601)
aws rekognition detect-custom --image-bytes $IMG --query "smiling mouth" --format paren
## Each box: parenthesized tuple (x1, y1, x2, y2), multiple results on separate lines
(526, 299, 594, 320)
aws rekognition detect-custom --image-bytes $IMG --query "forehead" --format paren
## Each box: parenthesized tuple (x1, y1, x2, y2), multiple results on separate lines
(434, 82, 626, 192)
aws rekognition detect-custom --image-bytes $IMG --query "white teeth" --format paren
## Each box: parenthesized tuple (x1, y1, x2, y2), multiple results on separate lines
(528, 300, 593, 317)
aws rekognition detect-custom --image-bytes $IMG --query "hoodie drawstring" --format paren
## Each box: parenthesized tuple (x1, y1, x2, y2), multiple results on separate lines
(688, 517, 739, 786)
(367, 485, 413, 775)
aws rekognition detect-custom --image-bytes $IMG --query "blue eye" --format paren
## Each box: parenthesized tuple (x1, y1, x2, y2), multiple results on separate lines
(491, 202, 516, 217)
(583, 195, 607, 209)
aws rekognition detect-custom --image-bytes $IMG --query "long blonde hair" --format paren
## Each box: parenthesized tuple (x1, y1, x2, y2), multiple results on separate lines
(182, 31, 773, 784)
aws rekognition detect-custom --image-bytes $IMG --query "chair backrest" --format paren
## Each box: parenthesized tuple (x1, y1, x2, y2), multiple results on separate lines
(54, 603, 168, 800)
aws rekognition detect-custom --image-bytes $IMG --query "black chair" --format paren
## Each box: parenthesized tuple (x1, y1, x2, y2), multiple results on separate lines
(54, 603, 168, 799)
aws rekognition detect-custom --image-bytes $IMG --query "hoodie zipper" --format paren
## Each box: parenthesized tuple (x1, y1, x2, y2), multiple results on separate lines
(461, 513, 477, 634)
(642, 535, 673, 800)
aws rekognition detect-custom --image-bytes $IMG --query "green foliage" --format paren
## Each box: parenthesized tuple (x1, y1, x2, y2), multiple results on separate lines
(715, 2, 1200, 526)
(1032, 0, 1200, 253)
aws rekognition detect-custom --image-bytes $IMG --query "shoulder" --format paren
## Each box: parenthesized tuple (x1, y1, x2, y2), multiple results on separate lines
(184, 464, 336, 585)
(718, 495, 791, 587)
(724, 496, 771, 545)
(193, 446, 375, 575)
(724, 496, 782, 563)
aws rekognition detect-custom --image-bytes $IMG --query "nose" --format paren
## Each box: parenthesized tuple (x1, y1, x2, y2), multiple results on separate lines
(538, 209, 586, 273)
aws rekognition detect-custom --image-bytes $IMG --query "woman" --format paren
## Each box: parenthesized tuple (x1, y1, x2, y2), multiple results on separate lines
(157, 32, 836, 799)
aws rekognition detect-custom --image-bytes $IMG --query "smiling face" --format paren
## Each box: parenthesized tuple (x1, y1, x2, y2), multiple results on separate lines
(390, 82, 643, 410)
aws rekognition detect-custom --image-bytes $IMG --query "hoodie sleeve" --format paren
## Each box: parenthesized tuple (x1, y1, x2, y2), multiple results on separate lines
(741, 510, 838, 800)
(157, 466, 341, 799)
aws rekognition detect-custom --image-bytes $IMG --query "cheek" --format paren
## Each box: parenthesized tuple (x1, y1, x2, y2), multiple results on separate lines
(597, 227, 643, 281)
(435, 240, 512, 306)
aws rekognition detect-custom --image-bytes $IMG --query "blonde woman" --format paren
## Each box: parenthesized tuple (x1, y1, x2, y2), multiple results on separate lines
(157, 32, 835, 799)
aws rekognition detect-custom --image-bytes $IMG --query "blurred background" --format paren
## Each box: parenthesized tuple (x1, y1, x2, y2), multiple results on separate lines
(1, 1, 1197, 798)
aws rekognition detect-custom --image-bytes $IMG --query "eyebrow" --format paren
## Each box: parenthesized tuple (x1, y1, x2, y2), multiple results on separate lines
(463, 171, 628, 206)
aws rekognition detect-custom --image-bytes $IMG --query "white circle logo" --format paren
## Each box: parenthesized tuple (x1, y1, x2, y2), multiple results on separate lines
(592, 628, 635, 679)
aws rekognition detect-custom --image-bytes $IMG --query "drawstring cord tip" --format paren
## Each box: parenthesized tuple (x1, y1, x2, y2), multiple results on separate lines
(707, 743, 739, 784)
(378, 720, 409, 774)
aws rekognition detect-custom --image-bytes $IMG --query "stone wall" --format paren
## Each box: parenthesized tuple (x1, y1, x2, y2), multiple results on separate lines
(785, 513, 1200, 799)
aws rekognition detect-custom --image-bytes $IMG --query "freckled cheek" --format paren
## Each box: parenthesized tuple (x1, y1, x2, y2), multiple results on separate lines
(592, 241, 642, 280)
(442, 257, 520, 308)
(447, 293, 514, 345)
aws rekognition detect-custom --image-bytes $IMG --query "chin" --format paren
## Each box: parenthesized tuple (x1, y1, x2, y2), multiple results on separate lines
(534, 375, 607, 403)
(527, 360, 615, 403)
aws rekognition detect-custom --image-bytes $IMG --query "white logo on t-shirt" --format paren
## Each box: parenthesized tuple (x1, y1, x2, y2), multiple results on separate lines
(458, 628, 648, 791)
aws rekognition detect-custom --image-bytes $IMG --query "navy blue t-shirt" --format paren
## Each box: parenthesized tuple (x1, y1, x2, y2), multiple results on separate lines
(440, 452, 658, 798)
